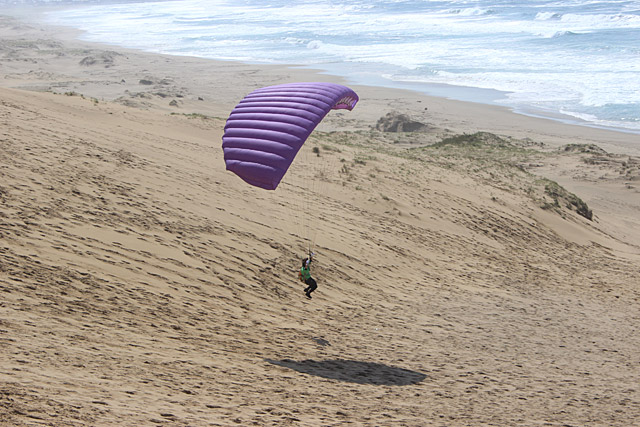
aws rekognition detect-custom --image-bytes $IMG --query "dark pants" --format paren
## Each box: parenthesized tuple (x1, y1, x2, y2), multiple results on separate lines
(304, 277, 317, 295)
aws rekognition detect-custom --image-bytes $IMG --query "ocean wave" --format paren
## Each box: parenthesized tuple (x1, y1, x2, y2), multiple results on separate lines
(283, 37, 306, 45)
(560, 13, 640, 28)
(550, 30, 581, 38)
(535, 12, 563, 21)
(307, 40, 323, 50)
(559, 108, 640, 131)
(449, 8, 493, 16)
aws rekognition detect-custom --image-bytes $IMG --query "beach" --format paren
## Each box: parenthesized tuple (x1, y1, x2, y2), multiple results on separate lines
(2, 13, 640, 426)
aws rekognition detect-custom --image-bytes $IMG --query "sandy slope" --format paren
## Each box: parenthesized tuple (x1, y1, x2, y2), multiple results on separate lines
(1, 14, 640, 427)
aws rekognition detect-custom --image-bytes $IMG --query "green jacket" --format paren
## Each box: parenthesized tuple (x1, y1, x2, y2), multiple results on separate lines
(300, 266, 311, 281)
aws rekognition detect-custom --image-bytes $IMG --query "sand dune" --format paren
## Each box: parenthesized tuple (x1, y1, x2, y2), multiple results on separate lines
(1, 14, 640, 426)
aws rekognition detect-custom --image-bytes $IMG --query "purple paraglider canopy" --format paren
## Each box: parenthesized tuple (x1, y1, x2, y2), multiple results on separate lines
(222, 82, 359, 190)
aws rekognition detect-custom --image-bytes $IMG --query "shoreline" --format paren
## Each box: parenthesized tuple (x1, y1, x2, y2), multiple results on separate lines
(2, 9, 640, 152)
(16, 3, 640, 138)
(301, 61, 640, 138)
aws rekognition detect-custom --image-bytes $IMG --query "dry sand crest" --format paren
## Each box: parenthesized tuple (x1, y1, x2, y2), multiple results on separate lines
(1, 14, 640, 426)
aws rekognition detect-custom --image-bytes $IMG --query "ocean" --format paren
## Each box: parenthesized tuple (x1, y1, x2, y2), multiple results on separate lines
(22, 0, 640, 133)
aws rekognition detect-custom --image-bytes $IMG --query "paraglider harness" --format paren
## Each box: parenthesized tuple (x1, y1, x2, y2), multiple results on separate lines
(298, 253, 314, 282)
(299, 253, 318, 299)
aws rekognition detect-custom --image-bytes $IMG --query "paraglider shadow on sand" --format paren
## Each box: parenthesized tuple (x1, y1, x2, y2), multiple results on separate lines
(265, 359, 426, 386)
